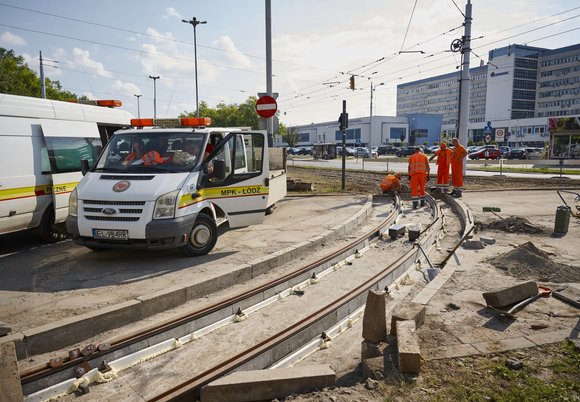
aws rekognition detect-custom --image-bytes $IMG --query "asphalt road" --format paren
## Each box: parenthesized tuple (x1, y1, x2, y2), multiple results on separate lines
(288, 157, 580, 180)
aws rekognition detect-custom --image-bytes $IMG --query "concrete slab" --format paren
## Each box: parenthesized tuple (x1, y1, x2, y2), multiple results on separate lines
(0, 342, 23, 402)
(482, 281, 538, 308)
(200, 364, 336, 402)
(397, 320, 421, 374)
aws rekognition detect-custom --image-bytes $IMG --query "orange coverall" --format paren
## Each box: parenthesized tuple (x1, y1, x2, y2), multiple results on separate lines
(408, 151, 430, 206)
(435, 146, 453, 188)
(451, 143, 468, 189)
(379, 174, 401, 193)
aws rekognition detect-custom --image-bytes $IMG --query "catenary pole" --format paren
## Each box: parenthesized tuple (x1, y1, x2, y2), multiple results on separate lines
(149, 75, 159, 118)
(39, 51, 46, 99)
(458, 0, 472, 173)
(265, 0, 274, 147)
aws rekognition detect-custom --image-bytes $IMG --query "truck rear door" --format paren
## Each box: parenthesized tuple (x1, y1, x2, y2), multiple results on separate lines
(40, 119, 102, 222)
(202, 131, 269, 227)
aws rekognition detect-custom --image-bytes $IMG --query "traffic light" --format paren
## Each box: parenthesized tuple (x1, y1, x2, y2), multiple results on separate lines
(338, 112, 349, 131)
(349, 75, 355, 90)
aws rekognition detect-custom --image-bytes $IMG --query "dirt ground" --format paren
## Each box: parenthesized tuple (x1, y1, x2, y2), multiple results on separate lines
(281, 167, 580, 402)
(287, 165, 577, 194)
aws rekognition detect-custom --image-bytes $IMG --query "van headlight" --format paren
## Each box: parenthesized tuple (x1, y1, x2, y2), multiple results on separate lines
(69, 188, 78, 217)
(153, 190, 179, 220)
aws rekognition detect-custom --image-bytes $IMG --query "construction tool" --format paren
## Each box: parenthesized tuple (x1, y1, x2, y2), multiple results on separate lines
(488, 285, 552, 319)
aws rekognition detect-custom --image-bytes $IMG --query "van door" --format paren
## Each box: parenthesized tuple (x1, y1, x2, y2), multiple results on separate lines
(40, 119, 102, 222)
(202, 131, 269, 227)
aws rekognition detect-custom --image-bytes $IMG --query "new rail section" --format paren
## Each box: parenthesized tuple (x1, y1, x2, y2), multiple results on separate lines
(21, 192, 473, 401)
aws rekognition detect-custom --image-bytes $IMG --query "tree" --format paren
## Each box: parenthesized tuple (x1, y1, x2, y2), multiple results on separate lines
(282, 126, 300, 147)
(0, 47, 82, 100)
(180, 96, 260, 129)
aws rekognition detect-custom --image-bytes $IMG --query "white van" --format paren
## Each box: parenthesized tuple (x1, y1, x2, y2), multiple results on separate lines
(0, 94, 132, 240)
(66, 117, 287, 256)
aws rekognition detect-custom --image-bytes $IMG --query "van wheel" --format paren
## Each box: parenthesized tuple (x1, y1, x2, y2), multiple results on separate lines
(180, 213, 218, 256)
(39, 208, 68, 243)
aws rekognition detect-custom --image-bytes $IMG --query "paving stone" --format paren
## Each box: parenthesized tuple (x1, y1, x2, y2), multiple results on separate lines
(0, 342, 23, 402)
(480, 236, 496, 245)
(200, 364, 335, 402)
(390, 302, 426, 336)
(361, 340, 388, 360)
(482, 281, 538, 308)
(463, 240, 485, 250)
(472, 336, 535, 354)
(424, 343, 480, 360)
(362, 290, 387, 343)
(396, 320, 421, 374)
(526, 328, 580, 346)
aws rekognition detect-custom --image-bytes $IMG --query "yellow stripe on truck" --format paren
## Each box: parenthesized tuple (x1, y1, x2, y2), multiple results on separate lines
(0, 182, 78, 202)
(178, 185, 269, 209)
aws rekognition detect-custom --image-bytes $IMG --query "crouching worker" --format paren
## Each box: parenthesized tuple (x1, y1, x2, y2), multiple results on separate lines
(379, 173, 401, 194)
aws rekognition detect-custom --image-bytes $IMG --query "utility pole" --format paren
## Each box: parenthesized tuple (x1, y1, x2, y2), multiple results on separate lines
(149, 75, 159, 118)
(265, 0, 274, 147)
(39, 51, 46, 99)
(457, 0, 472, 150)
(182, 17, 207, 117)
(134, 94, 142, 118)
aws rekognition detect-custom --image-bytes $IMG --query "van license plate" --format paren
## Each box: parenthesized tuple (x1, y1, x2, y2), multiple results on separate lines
(93, 229, 128, 240)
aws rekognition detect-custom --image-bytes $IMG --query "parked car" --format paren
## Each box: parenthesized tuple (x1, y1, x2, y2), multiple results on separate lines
(427, 145, 440, 154)
(524, 147, 543, 159)
(355, 147, 377, 158)
(468, 145, 501, 160)
(296, 146, 313, 155)
(499, 146, 511, 157)
(287, 147, 301, 155)
(467, 145, 481, 153)
(506, 149, 527, 160)
(377, 145, 398, 155)
(396, 146, 422, 157)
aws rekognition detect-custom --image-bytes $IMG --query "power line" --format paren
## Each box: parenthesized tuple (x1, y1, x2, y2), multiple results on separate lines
(450, 0, 466, 18)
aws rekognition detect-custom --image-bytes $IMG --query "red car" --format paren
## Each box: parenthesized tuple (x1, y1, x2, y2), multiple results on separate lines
(468, 145, 501, 160)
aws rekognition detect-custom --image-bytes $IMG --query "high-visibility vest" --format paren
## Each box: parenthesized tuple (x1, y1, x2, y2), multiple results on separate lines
(380, 175, 401, 191)
(452, 145, 467, 162)
(142, 150, 164, 165)
(409, 153, 429, 175)
(436, 148, 452, 166)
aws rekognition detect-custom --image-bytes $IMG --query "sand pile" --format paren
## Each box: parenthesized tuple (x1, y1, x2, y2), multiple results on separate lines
(479, 216, 544, 234)
(491, 241, 579, 283)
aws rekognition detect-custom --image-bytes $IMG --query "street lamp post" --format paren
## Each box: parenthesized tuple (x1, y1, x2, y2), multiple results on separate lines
(134, 94, 142, 118)
(148, 75, 159, 118)
(182, 17, 207, 117)
(369, 82, 384, 148)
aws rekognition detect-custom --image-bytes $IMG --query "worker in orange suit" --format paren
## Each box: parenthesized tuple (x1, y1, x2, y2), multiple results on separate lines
(429, 142, 453, 193)
(408, 147, 430, 209)
(379, 173, 401, 194)
(450, 138, 468, 197)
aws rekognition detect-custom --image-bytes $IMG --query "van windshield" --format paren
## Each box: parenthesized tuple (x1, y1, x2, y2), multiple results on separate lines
(94, 132, 206, 173)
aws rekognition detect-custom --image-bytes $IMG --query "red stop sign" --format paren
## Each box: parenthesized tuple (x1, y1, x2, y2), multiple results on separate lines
(256, 95, 277, 118)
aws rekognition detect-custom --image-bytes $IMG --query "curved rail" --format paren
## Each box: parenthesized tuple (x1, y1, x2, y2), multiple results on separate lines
(21, 195, 403, 395)
(150, 194, 443, 401)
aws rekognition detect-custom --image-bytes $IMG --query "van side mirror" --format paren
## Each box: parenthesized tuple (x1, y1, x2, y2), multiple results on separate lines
(213, 159, 226, 180)
(81, 159, 90, 176)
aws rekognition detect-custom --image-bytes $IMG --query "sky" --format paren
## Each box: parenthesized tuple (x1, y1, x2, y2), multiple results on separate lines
(1, 1, 579, 127)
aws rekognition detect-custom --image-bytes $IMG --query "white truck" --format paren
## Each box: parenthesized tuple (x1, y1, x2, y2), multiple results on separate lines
(66, 117, 287, 256)
(0, 94, 132, 240)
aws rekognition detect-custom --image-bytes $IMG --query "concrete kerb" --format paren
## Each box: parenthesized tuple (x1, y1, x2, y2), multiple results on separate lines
(4, 196, 375, 360)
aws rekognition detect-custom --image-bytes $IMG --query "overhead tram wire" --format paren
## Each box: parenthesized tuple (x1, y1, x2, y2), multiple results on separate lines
(450, 0, 466, 18)
(0, 2, 338, 75)
(399, 0, 419, 52)
(282, 23, 580, 113)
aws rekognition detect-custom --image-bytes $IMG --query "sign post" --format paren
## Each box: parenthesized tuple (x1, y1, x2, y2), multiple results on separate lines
(338, 100, 348, 191)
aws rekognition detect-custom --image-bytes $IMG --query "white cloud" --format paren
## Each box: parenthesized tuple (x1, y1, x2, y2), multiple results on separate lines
(111, 80, 141, 97)
(212, 36, 255, 70)
(165, 7, 182, 20)
(0, 31, 26, 46)
(71, 48, 113, 78)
